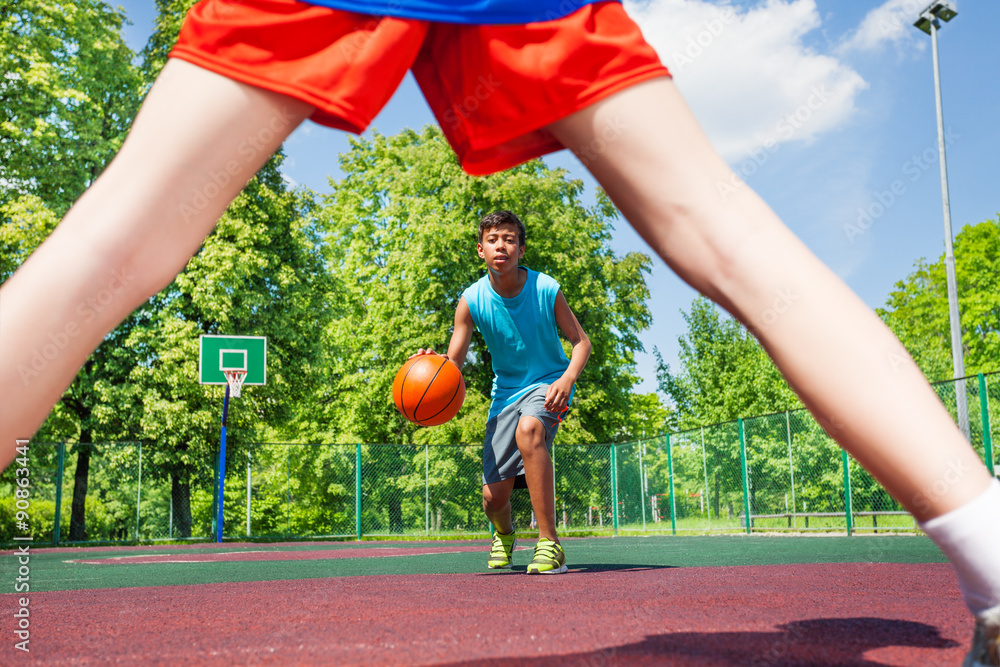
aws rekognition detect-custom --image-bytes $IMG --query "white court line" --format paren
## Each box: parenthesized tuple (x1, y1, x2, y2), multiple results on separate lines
(68, 545, 529, 564)
(64, 550, 272, 564)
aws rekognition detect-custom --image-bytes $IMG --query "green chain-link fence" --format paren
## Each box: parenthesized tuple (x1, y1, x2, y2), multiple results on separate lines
(3, 372, 997, 545)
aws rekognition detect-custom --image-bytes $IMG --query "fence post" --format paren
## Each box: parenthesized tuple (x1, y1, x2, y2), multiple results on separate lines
(610, 444, 619, 536)
(135, 442, 143, 542)
(738, 419, 751, 534)
(700, 428, 710, 531)
(842, 450, 853, 536)
(246, 452, 252, 537)
(786, 411, 796, 531)
(355, 444, 362, 540)
(53, 443, 65, 547)
(638, 441, 646, 531)
(211, 459, 218, 539)
(425, 444, 429, 536)
(666, 434, 676, 535)
(980, 373, 994, 472)
(285, 446, 290, 538)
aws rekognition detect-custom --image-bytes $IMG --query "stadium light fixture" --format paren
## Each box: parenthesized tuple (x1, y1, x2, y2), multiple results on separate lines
(913, 1, 957, 34)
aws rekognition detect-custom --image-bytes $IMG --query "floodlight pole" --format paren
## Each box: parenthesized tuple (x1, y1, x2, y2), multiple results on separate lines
(215, 385, 231, 543)
(920, 6, 969, 439)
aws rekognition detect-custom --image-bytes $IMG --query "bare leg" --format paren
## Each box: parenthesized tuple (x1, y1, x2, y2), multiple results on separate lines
(483, 479, 516, 534)
(516, 416, 560, 543)
(547, 78, 991, 521)
(0, 59, 313, 469)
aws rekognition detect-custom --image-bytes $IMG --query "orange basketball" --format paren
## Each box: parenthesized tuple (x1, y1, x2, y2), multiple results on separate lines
(392, 354, 466, 426)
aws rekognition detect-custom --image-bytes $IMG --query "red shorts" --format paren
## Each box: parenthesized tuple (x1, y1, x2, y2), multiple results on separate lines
(170, 0, 670, 175)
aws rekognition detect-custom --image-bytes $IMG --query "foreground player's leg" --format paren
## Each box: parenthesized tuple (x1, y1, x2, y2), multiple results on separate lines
(483, 479, 517, 568)
(515, 416, 567, 575)
(547, 76, 1000, 606)
(0, 59, 313, 469)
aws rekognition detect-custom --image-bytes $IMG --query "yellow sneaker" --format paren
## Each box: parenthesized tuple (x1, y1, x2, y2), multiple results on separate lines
(965, 606, 1000, 667)
(526, 538, 567, 575)
(487, 530, 516, 569)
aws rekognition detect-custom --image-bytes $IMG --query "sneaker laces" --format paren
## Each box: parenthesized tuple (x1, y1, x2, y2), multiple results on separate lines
(491, 532, 513, 558)
(533, 539, 561, 561)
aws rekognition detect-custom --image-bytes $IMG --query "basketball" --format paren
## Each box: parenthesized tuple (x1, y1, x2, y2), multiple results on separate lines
(392, 354, 466, 426)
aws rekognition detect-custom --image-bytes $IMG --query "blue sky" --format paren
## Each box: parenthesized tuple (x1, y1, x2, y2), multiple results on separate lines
(115, 0, 999, 395)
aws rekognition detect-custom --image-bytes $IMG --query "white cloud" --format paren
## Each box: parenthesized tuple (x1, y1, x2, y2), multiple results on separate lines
(624, 0, 868, 162)
(839, 0, 934, 53)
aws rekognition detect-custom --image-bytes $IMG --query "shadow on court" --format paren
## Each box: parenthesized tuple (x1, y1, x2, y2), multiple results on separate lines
(443, 617, 960, 666)
(482, 563, 678, 574)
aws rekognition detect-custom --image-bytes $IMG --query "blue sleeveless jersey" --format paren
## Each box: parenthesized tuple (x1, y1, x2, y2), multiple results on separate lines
(463, 268, 572, 418)
(301, 0, 608, 25)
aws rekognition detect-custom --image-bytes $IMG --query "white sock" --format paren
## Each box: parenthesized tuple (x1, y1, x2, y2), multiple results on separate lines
(919, 478, 1000, 616)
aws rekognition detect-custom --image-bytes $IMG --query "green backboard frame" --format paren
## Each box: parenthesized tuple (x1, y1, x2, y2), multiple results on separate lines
(199, 335, 267, 386)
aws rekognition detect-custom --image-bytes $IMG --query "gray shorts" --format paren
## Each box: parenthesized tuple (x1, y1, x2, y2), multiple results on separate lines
(482, 384, 567, 488)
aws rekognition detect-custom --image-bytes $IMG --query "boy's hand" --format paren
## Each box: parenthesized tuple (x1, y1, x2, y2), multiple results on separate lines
(409, 348, 442, 360)
(544, 377, 574, 413)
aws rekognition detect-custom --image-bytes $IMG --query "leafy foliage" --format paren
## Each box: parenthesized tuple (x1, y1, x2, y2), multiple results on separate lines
(305, 126, 654, 447)
(657, 297, 800, 429)
(0, 0, 142, 213)
(108, 162, 331, 451)
(878, 217, 1000, 381)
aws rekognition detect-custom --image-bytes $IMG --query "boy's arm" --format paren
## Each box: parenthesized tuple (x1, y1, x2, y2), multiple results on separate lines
(545, 290, 592, 412)
(413, 297, 474, 369)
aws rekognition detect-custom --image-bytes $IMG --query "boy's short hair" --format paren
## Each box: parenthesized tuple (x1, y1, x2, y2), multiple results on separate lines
(479, 211, 526, 245)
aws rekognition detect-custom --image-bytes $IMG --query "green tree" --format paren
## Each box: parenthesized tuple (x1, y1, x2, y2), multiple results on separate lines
(1, 0, 142, 213)
(0, 196, 59, 281)
(656, 297, 803, 523)
(301, 127, 653, 530)
(878, 217, 1000, 380)
(307, 126, 653, 447)
(657, 296, 800, 429)
(623, 392, 671, 441)
(2, 0, 147, 540)
(97, 161, 331, 537)
(1, 194, 147, 540)
(139, 0, 197, 79)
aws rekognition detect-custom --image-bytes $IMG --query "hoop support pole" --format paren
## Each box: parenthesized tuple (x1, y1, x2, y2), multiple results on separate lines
(215, 384, 230, 543)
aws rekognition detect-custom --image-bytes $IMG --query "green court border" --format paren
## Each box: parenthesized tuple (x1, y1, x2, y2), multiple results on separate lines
(1, 535, 946, 593)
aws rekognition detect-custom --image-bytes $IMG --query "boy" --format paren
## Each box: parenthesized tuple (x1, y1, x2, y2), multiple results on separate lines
(0, 0, 996, 660)
(415, 210, 591, 574)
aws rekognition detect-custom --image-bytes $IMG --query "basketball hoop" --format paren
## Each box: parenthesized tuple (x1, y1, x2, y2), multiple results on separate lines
(223, 369, 247, 398)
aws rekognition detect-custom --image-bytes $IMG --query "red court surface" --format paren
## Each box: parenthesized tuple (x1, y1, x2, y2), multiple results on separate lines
(5, 559, 969, 665)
